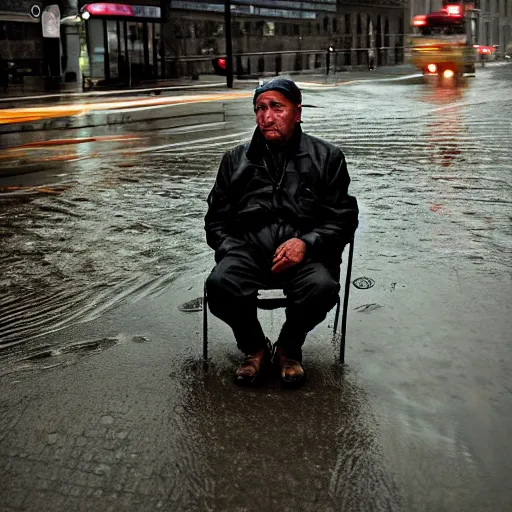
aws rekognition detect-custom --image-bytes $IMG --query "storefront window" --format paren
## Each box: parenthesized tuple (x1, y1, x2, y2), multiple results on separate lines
(119, 21, 127, 80)
(84, 13, 161, 82)
(79, 23, 90, 77)
(107, 20, 119, 78)
(148, 23, 154, 67)
(127, 21, 144, 66)
(153, 23, 162, 77)
(88, 18, 105, 78)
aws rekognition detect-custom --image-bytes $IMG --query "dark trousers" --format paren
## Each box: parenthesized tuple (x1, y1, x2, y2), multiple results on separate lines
(206, 244, 340, 359)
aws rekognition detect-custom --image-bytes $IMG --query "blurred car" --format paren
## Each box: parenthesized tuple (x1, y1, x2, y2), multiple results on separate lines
(474, 45, 498, 61)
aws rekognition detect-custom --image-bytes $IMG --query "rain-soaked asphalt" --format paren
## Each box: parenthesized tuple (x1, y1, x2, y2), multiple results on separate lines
(0, 65, 511, 511)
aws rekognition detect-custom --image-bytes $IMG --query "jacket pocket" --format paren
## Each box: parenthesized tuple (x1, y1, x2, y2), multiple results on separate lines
(298, 186, 318, 217)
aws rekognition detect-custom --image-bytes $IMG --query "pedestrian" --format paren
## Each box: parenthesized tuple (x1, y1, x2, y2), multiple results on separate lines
(204, 77, 358, 387)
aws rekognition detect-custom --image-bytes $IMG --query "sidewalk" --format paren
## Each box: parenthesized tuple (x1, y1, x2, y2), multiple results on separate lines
(0, 65, 420, 105)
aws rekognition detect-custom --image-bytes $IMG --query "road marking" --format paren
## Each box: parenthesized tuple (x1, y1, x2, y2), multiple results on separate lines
(132, 130, 253, 153)
(17, 134, 141, 148)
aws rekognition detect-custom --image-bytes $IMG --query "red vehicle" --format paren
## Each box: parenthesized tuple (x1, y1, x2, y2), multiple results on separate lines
(406, 1, 480, 80)
(474, 44, 498, 61)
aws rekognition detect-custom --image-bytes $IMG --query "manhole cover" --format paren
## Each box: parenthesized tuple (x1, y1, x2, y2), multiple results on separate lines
(352, 277, 375, 290)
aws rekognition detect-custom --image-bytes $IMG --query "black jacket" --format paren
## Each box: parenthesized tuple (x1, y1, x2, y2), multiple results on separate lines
(205, 126, 358, 270)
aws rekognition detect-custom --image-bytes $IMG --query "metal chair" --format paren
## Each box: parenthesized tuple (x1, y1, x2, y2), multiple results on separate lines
(203, 237, 354, 363)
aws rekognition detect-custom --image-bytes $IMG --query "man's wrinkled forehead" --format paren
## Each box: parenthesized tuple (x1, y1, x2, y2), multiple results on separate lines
(254, 91, 296, 108)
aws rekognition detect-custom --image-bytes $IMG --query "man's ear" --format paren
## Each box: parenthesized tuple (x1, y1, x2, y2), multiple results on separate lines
(296, 104, 302, 123)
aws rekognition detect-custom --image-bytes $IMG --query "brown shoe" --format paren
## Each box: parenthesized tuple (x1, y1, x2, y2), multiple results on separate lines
(274, 346, 305, 388)
(235, 348, 268, 385)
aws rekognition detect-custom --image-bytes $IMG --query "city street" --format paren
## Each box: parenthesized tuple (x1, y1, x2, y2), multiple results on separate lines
(1, 63, 511, 511)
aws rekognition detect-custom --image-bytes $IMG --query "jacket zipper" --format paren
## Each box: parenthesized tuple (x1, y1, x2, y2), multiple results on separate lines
(263, 145, 288, 248)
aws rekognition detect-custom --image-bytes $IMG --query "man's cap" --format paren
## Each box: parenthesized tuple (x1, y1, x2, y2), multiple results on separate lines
(253, 78, 302, 106)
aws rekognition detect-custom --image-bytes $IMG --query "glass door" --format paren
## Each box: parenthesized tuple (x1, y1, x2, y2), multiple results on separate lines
(147, 22, 154, 77)
(106, 20, 119, 79)
(154, 22, 162, 78)
(127, 21, 145, 83)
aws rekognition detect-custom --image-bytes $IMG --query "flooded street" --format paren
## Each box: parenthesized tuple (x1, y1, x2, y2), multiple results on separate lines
(1, 68, 510, 360)
(1, 65, 511, 511)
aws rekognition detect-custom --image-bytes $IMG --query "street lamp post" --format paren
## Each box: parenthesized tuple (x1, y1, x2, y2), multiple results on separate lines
(225, 0, 234, 88)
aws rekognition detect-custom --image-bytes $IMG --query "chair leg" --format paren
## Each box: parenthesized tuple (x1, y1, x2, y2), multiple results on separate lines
(203, 283, 208, 361)
(340, 239, 355, 364)
(332, 296, 341, 341)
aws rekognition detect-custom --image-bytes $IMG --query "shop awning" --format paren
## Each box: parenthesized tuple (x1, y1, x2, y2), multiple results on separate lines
(82, 3, 161, 19)
(83, 3, 135, 17)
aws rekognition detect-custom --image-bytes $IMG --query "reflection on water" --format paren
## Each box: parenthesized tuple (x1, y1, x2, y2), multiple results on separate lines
(421, 84, 467, 169)
(175, 356, 403, 511)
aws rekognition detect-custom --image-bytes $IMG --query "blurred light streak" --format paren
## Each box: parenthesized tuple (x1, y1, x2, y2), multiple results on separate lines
(0, 92, 252, 126)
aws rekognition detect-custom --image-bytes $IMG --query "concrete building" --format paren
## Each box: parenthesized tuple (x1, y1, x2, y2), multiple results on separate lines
(408, 0, 442, 18)
(162, 0, 337, 77)
(163, 0, 409, 77)
(0, 0, 46, 80)
(335, 1, 409, 69)
(0, 1, 81, 92)
(1, 1, 412, 88)
(479, 0, 512, 56)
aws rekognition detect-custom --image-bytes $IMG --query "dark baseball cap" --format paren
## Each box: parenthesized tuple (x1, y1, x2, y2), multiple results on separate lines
(253, 78, 302, 105)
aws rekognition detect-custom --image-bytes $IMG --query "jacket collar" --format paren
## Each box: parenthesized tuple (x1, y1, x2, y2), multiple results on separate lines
(246, 124, 309, 163)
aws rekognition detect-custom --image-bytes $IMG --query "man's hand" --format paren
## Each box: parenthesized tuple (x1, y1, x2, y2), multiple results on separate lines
(272, 238, 306, 273)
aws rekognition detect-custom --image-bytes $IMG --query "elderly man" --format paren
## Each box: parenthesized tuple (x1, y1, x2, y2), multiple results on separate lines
(204, 78, 358, 387)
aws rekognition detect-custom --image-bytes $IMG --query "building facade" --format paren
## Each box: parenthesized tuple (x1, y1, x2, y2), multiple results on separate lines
(408, 0, 442, 18)
(163, 0, 409, 77)
(2, 1, 510, 91)
(335, 1, 409, 69)
(0, 0, 82, 91)
(77, 0, 163, 86)
(163, 0, 338, 77)
(479, 0, 512, 56)
(1, 1, 411, 87)
(0, 0, 46, 77)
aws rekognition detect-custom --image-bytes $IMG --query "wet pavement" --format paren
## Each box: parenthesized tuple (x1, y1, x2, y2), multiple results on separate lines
(0, 64, 511, 511)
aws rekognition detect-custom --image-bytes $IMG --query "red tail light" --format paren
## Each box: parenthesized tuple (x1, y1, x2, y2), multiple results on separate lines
(443, 4, 462, 16)
(413, 15, 427, 26)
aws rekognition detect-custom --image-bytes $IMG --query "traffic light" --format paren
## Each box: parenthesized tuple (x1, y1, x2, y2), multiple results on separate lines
(212, 57, 227, 75)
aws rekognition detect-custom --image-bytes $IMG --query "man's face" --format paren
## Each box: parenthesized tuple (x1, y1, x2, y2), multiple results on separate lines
(254, 91, 302, 143)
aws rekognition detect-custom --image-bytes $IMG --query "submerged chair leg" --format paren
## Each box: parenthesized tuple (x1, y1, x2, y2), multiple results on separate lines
(340, 239, 355, 364)
(203, 283, 208, 361)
